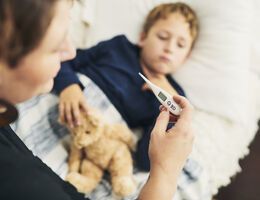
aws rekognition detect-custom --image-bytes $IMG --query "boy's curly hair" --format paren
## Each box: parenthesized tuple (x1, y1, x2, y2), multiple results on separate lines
(143, 2, 199, 44)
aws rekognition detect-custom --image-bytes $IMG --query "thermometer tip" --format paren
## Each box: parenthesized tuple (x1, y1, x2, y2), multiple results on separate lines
(138, 72, 145, 80)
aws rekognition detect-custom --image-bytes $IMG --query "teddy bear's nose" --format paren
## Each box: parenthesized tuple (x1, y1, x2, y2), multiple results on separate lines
(85, 130, 91, 134)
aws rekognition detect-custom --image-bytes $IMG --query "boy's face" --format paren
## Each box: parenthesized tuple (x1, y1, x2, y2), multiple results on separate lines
(139, 13, 193, 75)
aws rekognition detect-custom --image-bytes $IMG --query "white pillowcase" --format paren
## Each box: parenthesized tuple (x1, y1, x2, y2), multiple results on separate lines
(174, 0, 253, 124)
(251, 0, 260, 76)
(73, 0, 253, 124)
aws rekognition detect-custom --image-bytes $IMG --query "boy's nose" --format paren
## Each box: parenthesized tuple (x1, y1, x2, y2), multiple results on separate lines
(164, 40, 176, 54)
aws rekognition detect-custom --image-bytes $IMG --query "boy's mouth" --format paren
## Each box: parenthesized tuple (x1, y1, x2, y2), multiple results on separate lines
(159, 56, 171, 63)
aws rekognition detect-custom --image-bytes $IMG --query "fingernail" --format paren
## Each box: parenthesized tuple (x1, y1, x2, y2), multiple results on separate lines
(161, 106, 167, 112)
(160, 110, 168, 117)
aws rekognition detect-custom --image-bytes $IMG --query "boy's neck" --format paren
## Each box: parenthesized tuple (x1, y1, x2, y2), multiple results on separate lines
(140, 63, 178, 96)
(141, 64, 165, 80)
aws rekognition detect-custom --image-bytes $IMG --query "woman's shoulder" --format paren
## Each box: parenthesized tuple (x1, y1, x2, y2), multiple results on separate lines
(0, 126, 87, 200)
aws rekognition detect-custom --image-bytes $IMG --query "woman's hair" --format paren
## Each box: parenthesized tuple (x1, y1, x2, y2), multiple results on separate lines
(0, 0, 60, 68)
(142, 2, 199, 45)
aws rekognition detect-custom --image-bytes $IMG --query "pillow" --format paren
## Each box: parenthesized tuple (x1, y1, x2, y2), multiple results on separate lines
(174, 0, 253, 124)
(251, 0, 260, 76)
(69, 0, 96, 48)
(77, 0, 253, 124)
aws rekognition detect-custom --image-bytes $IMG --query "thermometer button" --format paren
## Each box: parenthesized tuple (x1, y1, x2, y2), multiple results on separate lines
(170, 104, 176, 110)
(167, 101, 171, 106)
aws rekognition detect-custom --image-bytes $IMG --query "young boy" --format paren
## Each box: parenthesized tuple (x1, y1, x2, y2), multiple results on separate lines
(53, 2, 199, 171)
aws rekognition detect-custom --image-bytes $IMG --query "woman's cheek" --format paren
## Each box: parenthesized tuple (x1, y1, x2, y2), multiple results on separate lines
(39, 79, 54, 94)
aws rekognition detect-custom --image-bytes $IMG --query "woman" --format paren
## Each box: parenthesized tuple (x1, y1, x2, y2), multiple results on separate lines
(0, 0, 194, 200)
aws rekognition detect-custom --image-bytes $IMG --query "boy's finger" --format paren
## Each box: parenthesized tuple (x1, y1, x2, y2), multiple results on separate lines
(80, 100, 89, 115)
(72, 103, 81, 126)
(58, 103, 65, 124)
(65, 103, 73, 128)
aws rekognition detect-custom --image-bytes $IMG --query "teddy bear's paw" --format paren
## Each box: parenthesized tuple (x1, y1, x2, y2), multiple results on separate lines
(112, 176, 136, 197)
(127, 138, 137, 152)
(66, 172, 86, 192)
(66, 172, 96, 194)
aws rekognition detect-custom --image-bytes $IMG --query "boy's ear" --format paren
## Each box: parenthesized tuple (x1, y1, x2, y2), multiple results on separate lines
(138, 32, 147, 47)
(187, 46, 194, 58)
(187, 50, 192, 58)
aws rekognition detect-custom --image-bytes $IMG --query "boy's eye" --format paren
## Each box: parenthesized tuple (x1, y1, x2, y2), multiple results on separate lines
(157, 33, 169, 40)
(177, 41, 186, 48)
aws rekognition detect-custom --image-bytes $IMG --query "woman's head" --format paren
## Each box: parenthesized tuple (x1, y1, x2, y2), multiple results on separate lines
(139, 2, 199, 75)
(0, 0, 75, 104)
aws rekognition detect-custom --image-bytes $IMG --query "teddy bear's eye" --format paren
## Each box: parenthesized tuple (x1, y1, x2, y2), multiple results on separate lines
(85, 130, 91, 134)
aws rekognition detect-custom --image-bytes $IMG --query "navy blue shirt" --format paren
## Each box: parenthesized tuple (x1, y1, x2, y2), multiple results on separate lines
(54, 35, 185, 129)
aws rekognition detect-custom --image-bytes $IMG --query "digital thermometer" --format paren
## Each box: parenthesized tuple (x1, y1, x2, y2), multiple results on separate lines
(139, 72, 181, 116)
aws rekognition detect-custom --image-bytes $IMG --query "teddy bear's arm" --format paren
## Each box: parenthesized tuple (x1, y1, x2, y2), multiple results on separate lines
(68, 142, 83, 172)
(104, 124, 136, 151)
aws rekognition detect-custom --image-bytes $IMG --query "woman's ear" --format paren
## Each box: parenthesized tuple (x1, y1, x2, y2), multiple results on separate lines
(138, 32, 147, 47)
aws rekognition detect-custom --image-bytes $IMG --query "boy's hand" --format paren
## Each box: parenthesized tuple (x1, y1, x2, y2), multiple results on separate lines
(149, 95, 194, 184)
(59, 84, 89, 128)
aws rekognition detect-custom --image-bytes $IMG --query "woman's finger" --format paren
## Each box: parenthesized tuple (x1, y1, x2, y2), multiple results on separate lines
(152, 109, 170, 136)
(165, 96, 193, 135)
(172, 96, 193, 130)
(159, 105, 179, 122)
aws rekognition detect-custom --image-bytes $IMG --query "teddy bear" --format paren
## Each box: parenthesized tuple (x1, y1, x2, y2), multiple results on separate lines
(65, 110, 137, 198)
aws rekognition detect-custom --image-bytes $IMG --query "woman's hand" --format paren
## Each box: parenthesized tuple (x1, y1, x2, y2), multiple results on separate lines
(149, 95, 194, 184)
(138, 95, 194, 200)
(58, 84, 89, 128)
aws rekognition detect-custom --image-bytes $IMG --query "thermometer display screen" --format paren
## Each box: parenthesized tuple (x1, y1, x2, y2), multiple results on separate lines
(158, 92, 167, 101)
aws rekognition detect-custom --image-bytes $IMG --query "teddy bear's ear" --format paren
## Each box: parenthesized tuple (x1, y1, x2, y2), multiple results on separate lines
(88, 113, 102, 127)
